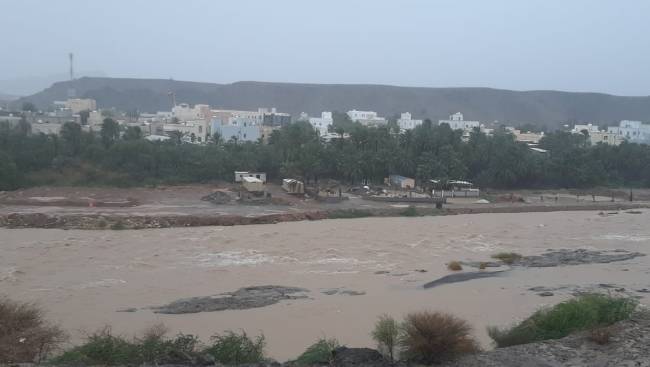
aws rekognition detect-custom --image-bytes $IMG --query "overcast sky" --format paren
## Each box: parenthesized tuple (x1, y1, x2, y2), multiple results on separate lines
(3, 0, 650, 96)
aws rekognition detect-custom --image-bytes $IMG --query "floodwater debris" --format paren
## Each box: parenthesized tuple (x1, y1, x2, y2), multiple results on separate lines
(150, 285, 309, 314)
(423, 270, 508, 289)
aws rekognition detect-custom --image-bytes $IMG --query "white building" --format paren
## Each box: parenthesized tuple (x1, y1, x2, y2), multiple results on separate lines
(608, 120, 650, 144)
(347, 109, 387, 126)
(438, 112, 480, 131)
(65, 98, 97, 114)
(397, 112, 422, 131)
(235, 171, 267, 183)
(309, 111, 333, 135)
(31, 122, 62, 135)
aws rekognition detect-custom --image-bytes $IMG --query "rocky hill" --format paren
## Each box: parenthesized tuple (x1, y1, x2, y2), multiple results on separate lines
(17, 77, 650, 129)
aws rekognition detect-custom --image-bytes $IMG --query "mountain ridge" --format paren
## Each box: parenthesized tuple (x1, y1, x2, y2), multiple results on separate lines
(16, 77, 650, 129)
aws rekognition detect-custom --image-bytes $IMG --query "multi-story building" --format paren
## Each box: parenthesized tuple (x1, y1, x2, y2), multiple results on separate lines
(211, 109, 264, 126)
(172, 103, 211, 122)
(438, 112, 480, 131)
(309, 111, 333, 135)
(260, 107, 291, 126)
(588, 130, 624, 146)
(65, 98, 97, 114)
(608, 120, 650, 144)
(213, 123, 261, 143)
(163, 120, 210, 143)
(347, 109, 387, 126)
(397, 112, 422, 131)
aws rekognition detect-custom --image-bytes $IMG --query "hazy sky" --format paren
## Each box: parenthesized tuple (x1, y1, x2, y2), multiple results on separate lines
(4, 0, 650, 95)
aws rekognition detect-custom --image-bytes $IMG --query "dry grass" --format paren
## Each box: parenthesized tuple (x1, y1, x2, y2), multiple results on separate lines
(447, 261, 463, 271)
(491, 252, 523, 265)
(399, 311, 479, 364)
(0, 298, 67, 364)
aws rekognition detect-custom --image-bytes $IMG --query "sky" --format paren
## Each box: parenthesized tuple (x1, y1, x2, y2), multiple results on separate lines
(3, 0, 650, 96)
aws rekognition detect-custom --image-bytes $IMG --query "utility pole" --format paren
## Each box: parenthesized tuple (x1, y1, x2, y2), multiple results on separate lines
(168, 91, 177, 109)
(69, 52, 74, 80)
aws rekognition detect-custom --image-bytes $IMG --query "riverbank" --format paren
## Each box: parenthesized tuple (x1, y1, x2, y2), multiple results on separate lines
(1, 201, 648, 229)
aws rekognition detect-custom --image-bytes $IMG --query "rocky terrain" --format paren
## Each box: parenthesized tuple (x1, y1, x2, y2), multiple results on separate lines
(441, 312, 650, 367)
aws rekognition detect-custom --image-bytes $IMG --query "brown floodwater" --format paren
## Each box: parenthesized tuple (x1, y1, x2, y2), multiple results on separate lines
(2, 210, 650, 360)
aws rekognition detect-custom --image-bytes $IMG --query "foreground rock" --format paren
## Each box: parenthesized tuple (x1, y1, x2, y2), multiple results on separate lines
(151, 286, 309, 314)
(441, 313, 650, 367)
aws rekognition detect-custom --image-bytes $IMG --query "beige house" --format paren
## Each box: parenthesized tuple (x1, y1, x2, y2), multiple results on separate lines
(65, 98, 97, 114)
(242, 176, 265, 192)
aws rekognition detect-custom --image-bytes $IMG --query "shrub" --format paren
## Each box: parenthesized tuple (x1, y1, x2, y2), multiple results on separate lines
(0, 298, 66, 364)
(447, 261, 463, 271)
(479, 262, 488, 270)
(52, 324, 201, 366)
(400, 206, 418, 217)
(109, 221, 126, 230)
(52, 327, 138, 366)
(371, 314, 399, 362)
(399, 311, 479, 364)
(491, 252, 522, 264)
(294, 337, 341, 366)
(488, 294, 637, 347)
(328, 209, 373, 219)
(205, 330, 266, 365)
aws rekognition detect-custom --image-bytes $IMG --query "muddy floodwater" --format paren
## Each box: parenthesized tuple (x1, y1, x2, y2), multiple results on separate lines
(2, 210, 650, 360)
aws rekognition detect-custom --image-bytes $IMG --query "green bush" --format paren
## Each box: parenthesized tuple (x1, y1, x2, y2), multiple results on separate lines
(371, 314, 399, 362)
(51, 324, 201, 366)
(400, 206, 419, 217)
(204, 330, 266, 365)
(294, 337, 341, 366)
(52, 327, 139, 366)
(399, 311, 479, 364)
(488, 294, 637, 347)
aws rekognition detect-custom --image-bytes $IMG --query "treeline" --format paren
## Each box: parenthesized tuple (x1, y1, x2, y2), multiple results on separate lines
(1, 117, 650, 190)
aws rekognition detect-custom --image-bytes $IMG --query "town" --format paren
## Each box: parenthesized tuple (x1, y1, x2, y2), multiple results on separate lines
(3, 97, 649, 147)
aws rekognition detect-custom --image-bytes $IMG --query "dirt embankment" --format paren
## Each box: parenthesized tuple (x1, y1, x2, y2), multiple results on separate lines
(1, 202, 649, 229)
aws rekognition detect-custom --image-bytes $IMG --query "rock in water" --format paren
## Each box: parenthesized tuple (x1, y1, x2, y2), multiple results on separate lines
(151, 285, 309, 314)
(423, 271, 508, 289)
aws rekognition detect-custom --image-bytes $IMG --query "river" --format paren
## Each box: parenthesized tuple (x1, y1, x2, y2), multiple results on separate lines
(2, 210, 649, 360)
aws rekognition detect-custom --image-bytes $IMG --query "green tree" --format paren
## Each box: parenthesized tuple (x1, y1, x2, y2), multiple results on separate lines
(101, 118, 120, 147)
(123, 126, 142, 141)
(60, 122, 82, 156)
(21, 101, 37, 112)
(79, 110, 90, 125)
